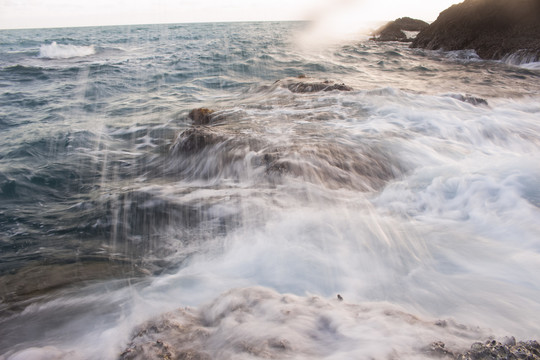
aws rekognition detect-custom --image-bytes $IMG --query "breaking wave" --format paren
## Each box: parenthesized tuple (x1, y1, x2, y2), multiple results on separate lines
(38, 41, 95, 59)
(501, 50, 540, 69)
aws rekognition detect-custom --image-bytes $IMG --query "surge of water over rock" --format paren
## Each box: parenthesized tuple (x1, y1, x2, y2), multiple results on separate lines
(0, 21, 539, 359)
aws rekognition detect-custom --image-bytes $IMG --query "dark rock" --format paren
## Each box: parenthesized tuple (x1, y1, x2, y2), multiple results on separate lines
(337, 294, 343, 301)
(276, 77, 352, 93)
(447, 94, 489, 106)
(411, 0, 540, 60)
(188, 108, 215, 125)
(371, 17, 429, 42)
(373, 26, 408, 42)
(389, 17, 431, 32)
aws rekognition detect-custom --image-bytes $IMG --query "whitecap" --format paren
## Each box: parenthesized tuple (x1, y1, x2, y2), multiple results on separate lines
(517, 61, 540, 70)
(38, 41, 95, 59)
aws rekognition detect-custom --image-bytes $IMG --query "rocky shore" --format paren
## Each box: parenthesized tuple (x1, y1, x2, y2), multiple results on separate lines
(411, 0, 540, 61)
(118, 287, 540, 360)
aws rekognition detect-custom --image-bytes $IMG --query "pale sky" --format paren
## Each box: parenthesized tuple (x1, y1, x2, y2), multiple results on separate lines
(0, 0, 462, 30)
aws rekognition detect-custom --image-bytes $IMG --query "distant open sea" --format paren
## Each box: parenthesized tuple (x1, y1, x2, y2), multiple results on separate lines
(1, 21, 540, 359)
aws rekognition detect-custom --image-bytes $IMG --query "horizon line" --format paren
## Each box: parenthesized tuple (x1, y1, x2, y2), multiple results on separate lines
(0, 17, 418, 32)
(0, 19, 312, 31)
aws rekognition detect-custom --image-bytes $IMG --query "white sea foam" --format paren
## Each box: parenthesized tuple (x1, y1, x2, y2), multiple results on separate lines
(444, 49, 482, 62)
(502, 51, 540, 69)
(2, 91, 540, 360)
(117, 287, 491, 359)
(518, 61, 540, 70)
(38, 42, 95, 59)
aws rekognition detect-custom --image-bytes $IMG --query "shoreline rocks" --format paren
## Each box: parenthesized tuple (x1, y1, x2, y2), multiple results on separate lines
(275, 76, 353, 93)
(371, 17, 429, 42)
(118, 286, 540, 360)
(429, 338, 540, 359)
(411, 0, 540, 61)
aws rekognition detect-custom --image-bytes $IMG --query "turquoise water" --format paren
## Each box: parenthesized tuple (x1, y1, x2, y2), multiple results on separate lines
(0, 22, 540, 359)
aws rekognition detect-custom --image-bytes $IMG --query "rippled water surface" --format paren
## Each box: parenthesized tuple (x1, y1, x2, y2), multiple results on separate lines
(0, 22, 539, 359)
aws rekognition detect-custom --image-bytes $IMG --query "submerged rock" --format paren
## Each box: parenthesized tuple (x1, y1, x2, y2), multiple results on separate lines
(411, 0, 540, 60)
(447, 94, 489, 107)
(276, 77, 352, 93)
(260, 141, 399, 191)
(168, 124, 399, 191)
(371, 17, 429, 42)
(171, 127, 232, 154)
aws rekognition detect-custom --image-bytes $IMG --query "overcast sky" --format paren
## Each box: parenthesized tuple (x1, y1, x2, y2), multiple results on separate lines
(0, 0, 462, 30)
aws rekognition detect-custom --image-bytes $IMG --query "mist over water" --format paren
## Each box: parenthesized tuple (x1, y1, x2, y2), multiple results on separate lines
(0, 22, 539, 359)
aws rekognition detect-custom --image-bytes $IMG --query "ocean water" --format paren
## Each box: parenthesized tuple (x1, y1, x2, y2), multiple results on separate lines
(0, 21, 539, 359)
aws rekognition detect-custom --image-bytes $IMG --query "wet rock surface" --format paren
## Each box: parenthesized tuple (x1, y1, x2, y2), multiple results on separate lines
(0, 259, 145, 308)
(168, 121, 399, 191)
(119, 308, 212, 360)
(119, 288, 293, 360)
(447, 94, 489, 107)
(428, 339, 540, 359)
(118, 287, 539, 360)
(275, 77, 352, 93)
(170, 126, 239, 155)
(456, 339, 540, 360)
(371, 17, 429, 42)
(412, 0, 540, 60)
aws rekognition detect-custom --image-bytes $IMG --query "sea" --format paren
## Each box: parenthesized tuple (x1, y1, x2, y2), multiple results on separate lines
(0, 21, 539, 359)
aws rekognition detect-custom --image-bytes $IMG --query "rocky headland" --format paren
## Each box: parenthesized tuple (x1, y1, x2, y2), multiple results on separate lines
(371, 17, 429, 42)
(411, 0, 540, 61)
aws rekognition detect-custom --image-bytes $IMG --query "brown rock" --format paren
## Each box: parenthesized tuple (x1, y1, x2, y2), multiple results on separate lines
(188, 108, 215, 125)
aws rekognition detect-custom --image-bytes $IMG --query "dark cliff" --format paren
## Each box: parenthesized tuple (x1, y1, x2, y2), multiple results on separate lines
(411, 0, 540, 60)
